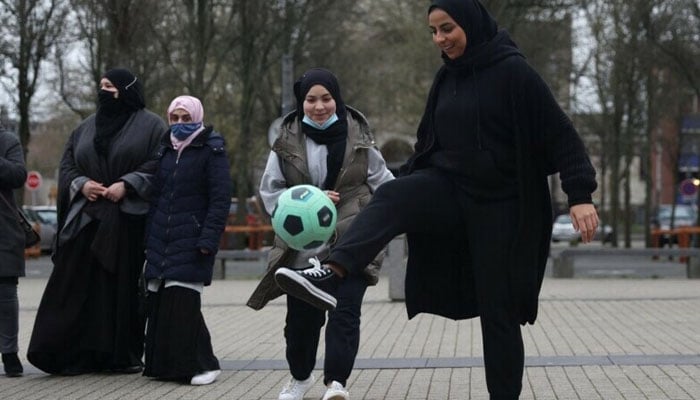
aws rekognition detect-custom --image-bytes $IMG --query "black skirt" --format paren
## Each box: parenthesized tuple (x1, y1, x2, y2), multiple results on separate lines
(27, 219, 146, 374)
(143, 285, 219, 380)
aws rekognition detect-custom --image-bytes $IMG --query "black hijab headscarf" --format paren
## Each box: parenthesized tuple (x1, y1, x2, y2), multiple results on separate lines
(293, 68, 348, 190)
(94, 68, 146, 156)
(429, 0, 499, 70)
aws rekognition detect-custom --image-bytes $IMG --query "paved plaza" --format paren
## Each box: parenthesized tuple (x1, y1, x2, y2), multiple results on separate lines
(1, 255, 699, 399)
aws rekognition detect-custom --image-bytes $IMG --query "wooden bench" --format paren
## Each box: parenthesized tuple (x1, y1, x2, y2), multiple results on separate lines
(222, 225, 273, 250)
(651, 227, 700, 249)
(551, 247, 700, 279)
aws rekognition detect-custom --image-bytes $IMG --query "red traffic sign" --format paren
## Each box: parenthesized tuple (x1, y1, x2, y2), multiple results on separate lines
(26, 171, 43, 191)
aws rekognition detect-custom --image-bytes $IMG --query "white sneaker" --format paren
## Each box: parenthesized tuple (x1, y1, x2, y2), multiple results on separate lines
(190, 369, 221, 385)
(322, 381, 349, 400)
(278, 374, 315, 400)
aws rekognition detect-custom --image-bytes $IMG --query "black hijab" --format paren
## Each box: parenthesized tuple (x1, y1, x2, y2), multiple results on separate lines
(94, 68, 146, 156)
(293, 68, 348, 190)
(429, 0, 499, 71)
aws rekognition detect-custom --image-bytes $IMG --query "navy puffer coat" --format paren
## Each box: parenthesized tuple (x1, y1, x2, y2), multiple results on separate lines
(144, 127, 232, 285)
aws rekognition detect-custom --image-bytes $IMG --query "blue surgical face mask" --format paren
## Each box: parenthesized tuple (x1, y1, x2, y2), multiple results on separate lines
(170, 122, 202, 140)
(302, 113, 338, 130)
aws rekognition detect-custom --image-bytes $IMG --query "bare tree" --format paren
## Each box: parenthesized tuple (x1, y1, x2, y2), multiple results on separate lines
(225, 0, 287, 221)
(0, 0, 68, 153)
(582, 0, 648, 247)
(149, 0, 238, 103)
(341, 1, 438, 137)
(55, 0, 165, 116)
(646, 0, 700, 100)
(633, 0, 700, 245)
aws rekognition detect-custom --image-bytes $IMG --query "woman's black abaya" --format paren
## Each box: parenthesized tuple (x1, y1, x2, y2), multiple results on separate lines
(26, 69, 167, 375)
(27, 218, 146, 374)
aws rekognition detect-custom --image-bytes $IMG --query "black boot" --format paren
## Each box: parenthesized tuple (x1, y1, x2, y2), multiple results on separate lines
(2, 353, 23, 377)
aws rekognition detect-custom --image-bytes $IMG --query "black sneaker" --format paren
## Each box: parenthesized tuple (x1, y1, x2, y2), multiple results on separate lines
(274, 259, 339, 311)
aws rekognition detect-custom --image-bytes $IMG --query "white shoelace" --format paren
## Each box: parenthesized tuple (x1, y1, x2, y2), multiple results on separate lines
(301, 257, 329, 278)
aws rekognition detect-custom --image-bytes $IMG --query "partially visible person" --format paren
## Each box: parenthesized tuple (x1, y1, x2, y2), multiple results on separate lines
(247, 68, 394, 400)
(142, 95, 231, 386)
(27, 68, 168, 375)
(273, 1, 599, 399)
(0, 126, 27, 377)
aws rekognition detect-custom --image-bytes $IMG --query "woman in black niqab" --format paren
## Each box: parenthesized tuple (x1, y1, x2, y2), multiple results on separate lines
(94, 68, 146, 156)
(27, 68, 168, 375)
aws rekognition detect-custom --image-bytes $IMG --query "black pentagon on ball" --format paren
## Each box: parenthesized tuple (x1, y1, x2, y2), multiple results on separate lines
(290, 186, 313, 202)
(316, 206, 334, 227)
(303, 240, 324, 250)
(283, 214, 304, 235)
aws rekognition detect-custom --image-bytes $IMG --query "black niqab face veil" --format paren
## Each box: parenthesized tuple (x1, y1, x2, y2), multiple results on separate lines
(94, 68, 146, 156)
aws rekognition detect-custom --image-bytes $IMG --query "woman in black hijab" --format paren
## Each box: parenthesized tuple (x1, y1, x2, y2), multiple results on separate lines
(274, 1, 600, 399)
(249, 68, 394, 400)
(27, 68, 168, 375)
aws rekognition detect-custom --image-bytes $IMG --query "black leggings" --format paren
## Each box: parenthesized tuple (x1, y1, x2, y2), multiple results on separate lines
(327, 168, 524, 398)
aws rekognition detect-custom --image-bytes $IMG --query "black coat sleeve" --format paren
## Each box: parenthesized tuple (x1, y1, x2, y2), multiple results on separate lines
(517, 63, 597, 206)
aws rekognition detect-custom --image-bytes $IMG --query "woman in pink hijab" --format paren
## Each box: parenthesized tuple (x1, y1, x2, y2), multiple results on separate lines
(142, 95, 232, 386)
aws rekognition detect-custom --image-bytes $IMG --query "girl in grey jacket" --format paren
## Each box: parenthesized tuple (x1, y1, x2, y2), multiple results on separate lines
(248, 68, 393, 400)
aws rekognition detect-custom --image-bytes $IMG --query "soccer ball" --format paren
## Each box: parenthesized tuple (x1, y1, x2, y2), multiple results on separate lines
(271, 184, 337, 250)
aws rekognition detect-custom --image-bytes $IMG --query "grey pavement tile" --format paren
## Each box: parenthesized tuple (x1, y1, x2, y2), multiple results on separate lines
(640, 365, 696, 400)
(677, 365, 700, 398)
(581, 365, 626, 400)
(7, 276, 700, 399)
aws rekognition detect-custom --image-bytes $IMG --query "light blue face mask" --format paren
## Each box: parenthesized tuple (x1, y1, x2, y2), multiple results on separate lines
(302, 113, 338, 130)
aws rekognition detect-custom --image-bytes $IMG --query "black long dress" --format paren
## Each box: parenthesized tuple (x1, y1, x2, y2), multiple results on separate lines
(27, 109, 166, 374)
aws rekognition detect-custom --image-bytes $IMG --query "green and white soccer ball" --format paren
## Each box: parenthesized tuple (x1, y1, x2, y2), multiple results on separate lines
(271, 184, 337, 250)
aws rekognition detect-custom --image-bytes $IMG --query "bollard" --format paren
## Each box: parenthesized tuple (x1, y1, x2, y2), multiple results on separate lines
(212, 261, 226, 280)
(687, 256, 700, 279)
(387, 235, 407, 301)
(677, 228, 692, 263)
(552, 253, 574, 278)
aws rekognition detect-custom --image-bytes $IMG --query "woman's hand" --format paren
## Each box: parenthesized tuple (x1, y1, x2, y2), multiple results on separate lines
(570, 204, 599, 243)
(81, 180, 107, 202)
(103, 181, 127, 203)
(325, 190, 340, 204)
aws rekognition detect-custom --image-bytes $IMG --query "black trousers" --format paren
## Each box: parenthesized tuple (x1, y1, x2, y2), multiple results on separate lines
(327, 168, 524, 399)
(0, 277, 19, 354)
(285, 273, 367, 386)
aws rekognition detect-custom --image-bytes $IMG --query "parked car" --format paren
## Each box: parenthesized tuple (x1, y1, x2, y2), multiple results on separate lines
(551, 213, 613, 243)
(652, 204, 697, 230)
(651, 204, 697, 246)
(22, 205, 57, 253)
(24, 219, 42, 259)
